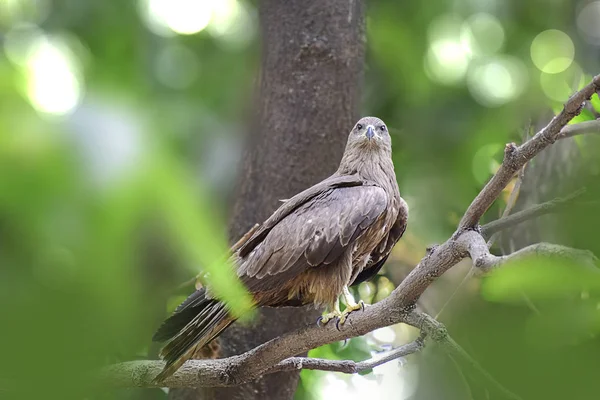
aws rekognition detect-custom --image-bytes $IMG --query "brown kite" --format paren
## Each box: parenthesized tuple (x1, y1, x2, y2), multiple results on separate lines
(152, 116, 408, 382)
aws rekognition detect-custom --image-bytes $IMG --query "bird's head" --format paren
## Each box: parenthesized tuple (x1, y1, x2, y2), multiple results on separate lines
(346, 116, 391, 152)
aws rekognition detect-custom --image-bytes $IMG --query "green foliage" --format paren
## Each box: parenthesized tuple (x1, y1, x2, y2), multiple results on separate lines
(1, 0, 599, 399)
(482, 257, 600, 303)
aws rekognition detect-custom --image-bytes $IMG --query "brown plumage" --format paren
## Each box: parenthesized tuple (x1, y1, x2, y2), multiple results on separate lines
(152, 117, 408, 382)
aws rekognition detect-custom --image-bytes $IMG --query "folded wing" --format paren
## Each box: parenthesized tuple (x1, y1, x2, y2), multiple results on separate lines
(237, 180, 389, 292)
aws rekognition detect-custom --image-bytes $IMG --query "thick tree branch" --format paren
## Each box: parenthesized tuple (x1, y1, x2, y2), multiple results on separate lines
(101, 229, 594, 391)
(459, 75, 600, 230)
(100, 75, 600, 395)
(481, 188, 586, 237)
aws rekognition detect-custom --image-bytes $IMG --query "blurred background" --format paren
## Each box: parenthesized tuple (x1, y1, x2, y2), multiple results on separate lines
(1, 0, 600, 399)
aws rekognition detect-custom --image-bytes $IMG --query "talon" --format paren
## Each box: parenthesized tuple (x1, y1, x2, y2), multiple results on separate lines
(335, 286, 366, 328)
(319, 310, 342, 326)
(319, 297, 342, 327)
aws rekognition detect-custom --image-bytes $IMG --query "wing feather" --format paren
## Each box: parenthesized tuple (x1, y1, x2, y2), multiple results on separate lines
(238, 174, 363, 258)
(351, 197, 408, 286)
(238, 184, 388, 292)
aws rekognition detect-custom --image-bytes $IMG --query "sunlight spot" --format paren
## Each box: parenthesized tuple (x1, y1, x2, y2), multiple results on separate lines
(321, 374, 349, 399)
(23, 35, 83, 115)
(530, 30, 574, 74)
(540, 63, 583, 102)
(460, 13, 505, 56)
(139, 0, 213, 36)
(372, 327, 397, 343)
(208, 0, 255, 48)
(425, 14, 471, 85)
(425, 39, 471, 85)
(467, 56, 527, 107)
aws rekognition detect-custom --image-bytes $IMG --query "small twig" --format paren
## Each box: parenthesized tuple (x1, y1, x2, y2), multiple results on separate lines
(487, 122, 529, 248)
(481, 188, 587, 237)
(558, 119, 600, 139)
(267, 337, 425, 374)
(456, 230, 599, 275)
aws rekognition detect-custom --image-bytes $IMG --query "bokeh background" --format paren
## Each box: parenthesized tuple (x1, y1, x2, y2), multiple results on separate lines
(1, 0, 600, 399)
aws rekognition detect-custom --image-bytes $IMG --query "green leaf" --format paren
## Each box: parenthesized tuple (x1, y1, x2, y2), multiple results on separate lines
(590, 93, 600, 113)
(569, 107, 595, 124)
(147, 150, 255, 319)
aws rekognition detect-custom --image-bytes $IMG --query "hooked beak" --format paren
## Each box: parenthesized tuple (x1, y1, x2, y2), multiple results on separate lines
(365, 125, 375, 140)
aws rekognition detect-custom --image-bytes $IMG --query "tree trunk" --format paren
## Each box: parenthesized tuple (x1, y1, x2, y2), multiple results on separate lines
(169, 0, 365, 399)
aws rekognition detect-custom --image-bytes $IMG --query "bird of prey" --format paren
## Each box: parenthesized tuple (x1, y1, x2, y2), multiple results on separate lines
(152, 116, 408, 382)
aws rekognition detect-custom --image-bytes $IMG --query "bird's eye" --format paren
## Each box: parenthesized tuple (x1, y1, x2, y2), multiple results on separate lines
(379, 125, 387, 132)
(356, 124, 363, 130)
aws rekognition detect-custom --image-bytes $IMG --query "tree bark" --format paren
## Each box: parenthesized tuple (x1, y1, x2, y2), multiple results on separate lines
(169, 1, 365, 399)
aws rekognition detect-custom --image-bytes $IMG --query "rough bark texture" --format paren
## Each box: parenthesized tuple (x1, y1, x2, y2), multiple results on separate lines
(169, 1, 365, 399)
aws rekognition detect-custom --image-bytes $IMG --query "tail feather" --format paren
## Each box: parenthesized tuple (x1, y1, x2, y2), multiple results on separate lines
(152, 290, 235, 383)
(153, 289, 213, 342)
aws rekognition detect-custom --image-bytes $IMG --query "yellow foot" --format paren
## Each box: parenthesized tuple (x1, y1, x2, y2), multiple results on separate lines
(337, 300, 365, 327)
(318, 310, 343, 326)
(318, 297, 343, 326)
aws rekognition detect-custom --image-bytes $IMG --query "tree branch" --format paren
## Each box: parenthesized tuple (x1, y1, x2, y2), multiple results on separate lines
(480, 188, 587, 237)
(266, 337, 425, 374)
(486, 120, 531, 248)
(459, 75, 600, 230)
(101, 228, 595, 391)
(455, 229, 599, 275)
(558, 118, 600, 139)
(99, 75, 600, 396)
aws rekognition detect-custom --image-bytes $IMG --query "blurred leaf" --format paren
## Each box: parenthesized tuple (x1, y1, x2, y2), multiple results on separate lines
(145, 150, 254, 319)
(471, 143, 503, 185)
(481, 256, 600, 304)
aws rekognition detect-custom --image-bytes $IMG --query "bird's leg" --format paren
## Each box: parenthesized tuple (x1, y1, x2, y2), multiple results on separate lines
(318, 297, 342, 325)
(338, 286, 365, 326)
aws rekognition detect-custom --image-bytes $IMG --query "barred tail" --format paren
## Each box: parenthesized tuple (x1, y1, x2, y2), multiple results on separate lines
(152, 289, 235, 383)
